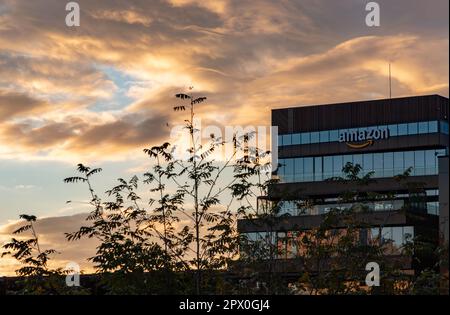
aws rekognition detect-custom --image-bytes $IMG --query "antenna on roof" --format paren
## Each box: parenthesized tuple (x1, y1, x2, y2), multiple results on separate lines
(389, 62, 392, 99)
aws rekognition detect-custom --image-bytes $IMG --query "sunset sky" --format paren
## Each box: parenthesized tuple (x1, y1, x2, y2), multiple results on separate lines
(0, 0, 448, 275)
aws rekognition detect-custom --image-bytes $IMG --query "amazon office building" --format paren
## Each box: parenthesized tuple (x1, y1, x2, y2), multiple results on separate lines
(238, 94, 449, 277)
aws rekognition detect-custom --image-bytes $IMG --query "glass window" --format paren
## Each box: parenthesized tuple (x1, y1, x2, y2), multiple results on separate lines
(294, 158, 303, 182)
(394, 152, 403, 174)
(283, 134, 292, 146)
(278, 159, 285, 176)
(329, 130, 339, 142)
(425, 150, 436, 175)
(333, 155, 343, 176)
(285, 159, 294, 182)
(408, 122, 418, 135)
(301, 133, 310, 145)
(363, 154, 373, 174)
(436, 149, 447, 157)
(304, 157, 314, 181)
(403, 226, 414, 243)
(314, 157, 322, 181)
(319, 131, 329, 143)
(292, 133, 301, 145)
(278, 135, 283, 146)
(353, 154, 363, 169)
(310, 132, 319, 143)
(370, 228, 380, 242)
(323, 156, 333, 179)
(427, 201, 439, 215)
(381, 227, 393, 243)
(388, 124, 398, 136)
(294, 158, 303, 174)
(343, 155, 353, 168)
(373, 153, 383, 176)
(418, 122, 428, 134)
(404, 151, 414, 173)
(429, 121, 438, 133)
(383, 152, 394, 177)
(414, 151, 425, 175)
(440, 121, 449, 135)
(392, 227, 403, 248)
(398, 123, 408, 136)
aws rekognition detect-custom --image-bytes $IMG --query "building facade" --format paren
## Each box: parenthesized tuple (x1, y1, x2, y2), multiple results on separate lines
(238, 94, 449, 276)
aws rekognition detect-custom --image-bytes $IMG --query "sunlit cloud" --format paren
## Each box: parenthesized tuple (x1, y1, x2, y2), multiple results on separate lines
(0, 0, 448, 275)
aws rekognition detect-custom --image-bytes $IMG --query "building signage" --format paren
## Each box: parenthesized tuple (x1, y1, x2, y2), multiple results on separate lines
(339, 127, 389, 149)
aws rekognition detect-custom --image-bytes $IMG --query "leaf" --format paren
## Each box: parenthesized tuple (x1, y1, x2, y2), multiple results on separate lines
(13, 224, 32, 235)
(175, 93, 191, 99)
(19, 214, 37, 222)
(173, 105, 186, 111)
(192, 97, 207, 104)
(64, 176, 87, 183)
(87, 168, 102, 177)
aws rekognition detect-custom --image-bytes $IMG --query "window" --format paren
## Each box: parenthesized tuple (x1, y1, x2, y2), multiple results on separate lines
(403, 226, 414, 243)
(429, 121, 438, 133)
(282, 134, 292, 146)
(408, 122, 418, 135)
(394, 152, 403, 174)
(392, 227, 403, 248)
(427, 202, 439, 215)
(370, 228, 380, 241)
(414, 150, 425, 176)
(278, 135, 283, 146)
(398, 123, 408, 136)
(314, 157, 322, 181)
(383, 152, 394, 177)
(279, 121, 443, 147)
(292, 133, 301, 145)
(373, 153, 383, 176)
(319, 131, 329, 143)
(333, 155, 343, 176)
(329, 130, 339, 142)
(418, 121, 428, 134)
(301, 133, 310, 145)
(310, 132, 320, 143)
(323, 156, 333, 179)
(294, 158, 303, 182)
(280, 150, 440, 183)
(436, 149, 447, 157)
(353, 154, 363, 169)
(363, 154, 373, 174)
(404, 151, 414, 173)
(381, 227, 393, 243)
(440, 121, 449, 135)
(343, 155, 353, 168)
(285, 159, 294, 182)
(304, 158, 314, 182)
(425, 150, 436, 175)
(389, 124, 398, 136)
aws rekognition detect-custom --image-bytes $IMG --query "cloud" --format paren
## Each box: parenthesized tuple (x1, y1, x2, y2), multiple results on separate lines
(0, 90, 50, 122)
(0, 0, 447, 163)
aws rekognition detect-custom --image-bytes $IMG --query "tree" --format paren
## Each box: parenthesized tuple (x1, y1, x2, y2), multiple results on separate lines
(64, 90, 271, 294)
(1, 214, 86, 294)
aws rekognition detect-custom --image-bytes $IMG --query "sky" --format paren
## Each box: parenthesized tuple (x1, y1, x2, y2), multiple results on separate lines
(0, 0, 448, 275)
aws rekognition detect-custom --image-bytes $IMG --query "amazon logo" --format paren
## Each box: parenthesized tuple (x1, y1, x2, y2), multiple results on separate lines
(339, 127, 389, 149)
